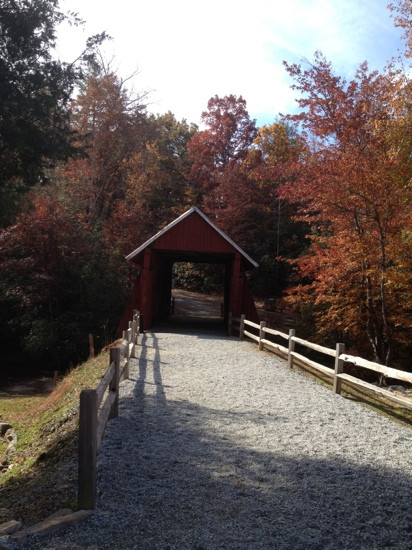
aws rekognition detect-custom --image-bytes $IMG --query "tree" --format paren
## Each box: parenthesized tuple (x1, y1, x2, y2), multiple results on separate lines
(389, 0, 412, 58)
(242, 122, 309, 294)
(0, 191, 127, 372)
(281, 53, 412, 366)
(187, 94, 257, 200)
(245, 121, 307, 255)
(65, 72, 148, 225)
(187, 96, 307, 296)
(0, 0, 106, 225)
(187, 95, 262, 262)
(187, 94, 258, 254)
(124, 112, 197, 235)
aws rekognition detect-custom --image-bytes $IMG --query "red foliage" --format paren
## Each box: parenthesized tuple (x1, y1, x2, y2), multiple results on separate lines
(0, 194, 87, 310)
(280, 53, 412, 365)
(187, 95, 257, 196)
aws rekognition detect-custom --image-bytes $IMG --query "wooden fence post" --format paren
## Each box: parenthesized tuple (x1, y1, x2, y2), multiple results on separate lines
(288, 329, 295, 368)
(88, 334, 95, 358)
(78, 389, 98, 510)
(227, 312, 232, 336)
(239, 314, 245, 340)
(123, 329, 131, 381)
(109, 348, 120, 419)
(258, 321, 266, 351)
(333, 343, 346, 394)
(124, 351, 130, 380)
(133, 311, 140, 345)
(122, 329, 128, 379)
(131, 319, 137, 358)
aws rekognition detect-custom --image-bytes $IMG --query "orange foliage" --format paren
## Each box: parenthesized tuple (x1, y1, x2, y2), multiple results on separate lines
(281, 53, 412, 366)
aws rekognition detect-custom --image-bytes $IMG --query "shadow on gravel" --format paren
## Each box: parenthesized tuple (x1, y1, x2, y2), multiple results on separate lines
(138, 333, 166, 406)
(81, 333, 412, 550)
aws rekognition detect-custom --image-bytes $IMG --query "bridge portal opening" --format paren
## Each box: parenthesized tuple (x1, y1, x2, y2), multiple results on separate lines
(171, 262, 226, 322)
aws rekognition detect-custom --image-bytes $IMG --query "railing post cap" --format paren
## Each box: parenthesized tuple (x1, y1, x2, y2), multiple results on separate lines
(80, 388, 96, 397)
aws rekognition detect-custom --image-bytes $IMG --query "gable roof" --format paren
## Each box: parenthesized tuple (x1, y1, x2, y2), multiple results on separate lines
(125, 207, 258, 268)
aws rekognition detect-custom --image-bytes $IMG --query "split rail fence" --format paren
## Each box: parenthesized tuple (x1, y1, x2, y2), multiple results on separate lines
(78, 309, 411, 510)
(77, 312, 140, 510)
(229, 314, 412, 412)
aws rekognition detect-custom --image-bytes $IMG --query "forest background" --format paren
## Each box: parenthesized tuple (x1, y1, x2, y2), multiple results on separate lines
(0, 0, 411, 379)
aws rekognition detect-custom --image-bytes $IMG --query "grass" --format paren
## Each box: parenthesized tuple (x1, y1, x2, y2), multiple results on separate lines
(0, 349, 114, 524)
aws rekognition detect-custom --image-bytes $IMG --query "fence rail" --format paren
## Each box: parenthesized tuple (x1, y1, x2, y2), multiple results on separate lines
(229, 313, 412, 412)
(78, 309, 410, 510)
(78, 312, 140, 510)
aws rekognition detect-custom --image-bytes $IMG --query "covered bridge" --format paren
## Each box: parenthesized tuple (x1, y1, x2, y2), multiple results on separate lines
(123, 207, 259, 330)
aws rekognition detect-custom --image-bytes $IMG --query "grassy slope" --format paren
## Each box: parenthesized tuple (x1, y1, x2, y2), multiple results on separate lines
(0, 350, 112, 525)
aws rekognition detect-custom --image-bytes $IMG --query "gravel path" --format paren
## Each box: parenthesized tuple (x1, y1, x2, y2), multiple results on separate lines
(26, 327, 411, 549)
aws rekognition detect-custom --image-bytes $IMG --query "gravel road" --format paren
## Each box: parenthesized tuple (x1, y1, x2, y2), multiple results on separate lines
(25, 325, 412, 549)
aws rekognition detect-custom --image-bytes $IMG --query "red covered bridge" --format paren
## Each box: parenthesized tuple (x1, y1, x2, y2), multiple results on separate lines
(123, 207, 259, 330)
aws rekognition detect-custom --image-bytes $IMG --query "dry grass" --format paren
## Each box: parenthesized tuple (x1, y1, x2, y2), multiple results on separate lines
(33, 377, 74, 414)
(0, 351, 111, 525)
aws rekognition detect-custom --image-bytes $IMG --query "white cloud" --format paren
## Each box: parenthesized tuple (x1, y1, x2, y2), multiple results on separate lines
(57, 0, 404, 127)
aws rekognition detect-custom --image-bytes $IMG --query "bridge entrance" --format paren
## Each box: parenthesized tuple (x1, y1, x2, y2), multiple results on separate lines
(171, 261, 225, 318)
(122, 207, 259, 331)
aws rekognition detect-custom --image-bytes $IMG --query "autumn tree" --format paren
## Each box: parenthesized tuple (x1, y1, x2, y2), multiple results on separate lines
(0, 191, 127, 372)
(189, 95, 258, 235)
(187, 94, 257, 202)
(124, 112, 197, 238)
(189, 95, 258, 239)
(281, 52, 412, 367)
(243, 122, 308, 290)
(65, 71, 148, 225)
(187, 95, 307, 296)
(389, 0, 412, 58)
(0, 0, 106, 225)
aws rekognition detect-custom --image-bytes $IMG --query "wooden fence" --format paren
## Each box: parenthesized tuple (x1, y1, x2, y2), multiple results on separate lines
(230, 314, 412, 411)
(77, 309, 410, 509)
(78, 312, 140, 510)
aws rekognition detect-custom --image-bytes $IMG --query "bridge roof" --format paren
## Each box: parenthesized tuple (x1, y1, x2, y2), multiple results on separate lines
(125, 207, 258, 269)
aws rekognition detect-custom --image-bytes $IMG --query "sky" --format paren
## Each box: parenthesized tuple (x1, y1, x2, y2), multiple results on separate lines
(57, 0, 405, 127)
